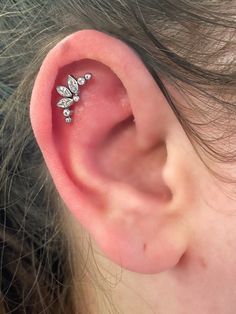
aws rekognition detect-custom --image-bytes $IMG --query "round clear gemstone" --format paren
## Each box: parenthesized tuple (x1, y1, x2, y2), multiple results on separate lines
(65, 117, 72, 123)
(73, 95, 80, 102)
(84, 73, 92, 80)
(63, 109, 71, 117)
(77, 77, 86, 85)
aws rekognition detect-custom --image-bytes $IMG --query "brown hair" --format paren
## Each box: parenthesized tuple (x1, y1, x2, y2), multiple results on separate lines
(0, 0, 235, 312)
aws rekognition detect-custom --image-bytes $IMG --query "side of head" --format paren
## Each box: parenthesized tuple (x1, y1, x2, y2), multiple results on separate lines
(1, 1, 236, 313)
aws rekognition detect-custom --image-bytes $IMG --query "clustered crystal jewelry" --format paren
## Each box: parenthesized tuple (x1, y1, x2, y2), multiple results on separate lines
(56, 73, 92, 123)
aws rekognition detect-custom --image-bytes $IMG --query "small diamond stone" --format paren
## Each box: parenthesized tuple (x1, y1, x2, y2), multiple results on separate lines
(57, 97, 73, 108)
(65, 117, 72, 123)
(68, 75, 79, 94)
(77, 77, 86, 85)
(84, 73, 92, 80)
(56, 86, 72, 97)
(73, 95, 80, 102)
(63, 109, 71, 117)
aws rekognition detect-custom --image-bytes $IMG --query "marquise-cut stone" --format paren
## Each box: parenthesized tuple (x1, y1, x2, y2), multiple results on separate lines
(56, 86, 72, 97)
(68, 75, 79, 94)
(56, 98, 74, 108)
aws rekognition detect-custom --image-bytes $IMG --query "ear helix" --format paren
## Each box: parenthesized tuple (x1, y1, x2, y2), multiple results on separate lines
(56, 73, 92, 123)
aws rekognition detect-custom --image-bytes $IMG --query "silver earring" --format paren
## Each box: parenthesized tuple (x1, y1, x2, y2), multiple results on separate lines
(56, 73, 92, 123)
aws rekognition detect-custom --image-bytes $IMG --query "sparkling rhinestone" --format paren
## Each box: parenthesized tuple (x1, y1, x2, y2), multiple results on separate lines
(77, 77, 86, 85)
(56, 86, 72, 97)
(63, 109, 71, 117)
(68, 75, 79, 94)
(73, 95, 80, 102)
(57, 98, 73, 108)
(65, 117, 72, 123)
(84, 73, 92, 80)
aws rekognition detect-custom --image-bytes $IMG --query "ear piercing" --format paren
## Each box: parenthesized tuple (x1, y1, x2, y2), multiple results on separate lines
(56, 73, 92, 123)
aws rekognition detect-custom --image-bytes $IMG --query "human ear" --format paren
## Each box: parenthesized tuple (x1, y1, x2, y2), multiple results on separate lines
(30, 29, 190, 274)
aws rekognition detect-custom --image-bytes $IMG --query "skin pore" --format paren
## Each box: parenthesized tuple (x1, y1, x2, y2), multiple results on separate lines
(30, 29, 236, 314)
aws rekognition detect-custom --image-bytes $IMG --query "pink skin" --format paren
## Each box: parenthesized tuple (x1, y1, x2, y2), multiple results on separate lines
(30, 30, 236, 313)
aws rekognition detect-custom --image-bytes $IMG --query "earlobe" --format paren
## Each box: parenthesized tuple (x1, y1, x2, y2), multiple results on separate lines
(30, 29, 189, 274)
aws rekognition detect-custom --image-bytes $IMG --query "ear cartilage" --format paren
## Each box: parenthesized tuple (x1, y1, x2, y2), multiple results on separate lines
(56, 73, 92, 123)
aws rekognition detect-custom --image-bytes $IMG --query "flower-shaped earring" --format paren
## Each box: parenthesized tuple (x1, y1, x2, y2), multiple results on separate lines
(56, 73, 92, 123)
